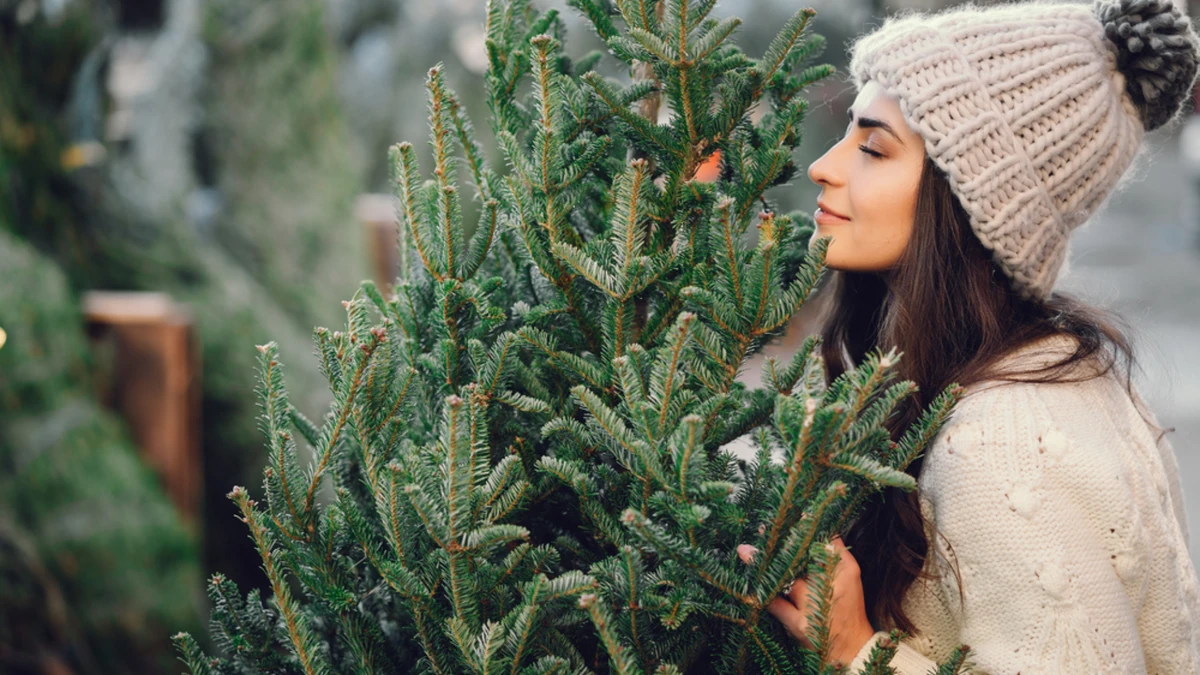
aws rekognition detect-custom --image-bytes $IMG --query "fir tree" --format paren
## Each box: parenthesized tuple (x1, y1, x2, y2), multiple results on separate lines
(175, 1, 973, 673)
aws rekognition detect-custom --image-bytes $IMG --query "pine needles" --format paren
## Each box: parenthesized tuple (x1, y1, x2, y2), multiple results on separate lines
(174, 1, 973, 673)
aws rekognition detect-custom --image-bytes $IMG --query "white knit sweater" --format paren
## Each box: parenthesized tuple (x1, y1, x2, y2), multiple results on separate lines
(846, 334, 1200, 674)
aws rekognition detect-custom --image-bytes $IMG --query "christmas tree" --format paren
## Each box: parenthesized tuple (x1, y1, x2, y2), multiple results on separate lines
(174, 1, 971, 673)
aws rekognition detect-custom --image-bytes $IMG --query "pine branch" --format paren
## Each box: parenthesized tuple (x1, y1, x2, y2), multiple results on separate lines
(255, 342, 307, 537)
(802, 540, 841, 665)
(427, 65, 466, 279)
(756, 8, 818, 85)
(620, 509, 754, 604)
(755, 393, 818, 583)
(688, 16, 740, 62)
(568, 0, 620, 41)
(303, 329, 381, 529)
(931, 645, 976, 675)
(855, 628, 907, 675)
(616, 0, 662, 35)
(230, 486, 329, 675)
(172, 633, 214, 675)
(579, 593, 646, 675)
(390, 141, 447, 281)
(890, 384, 964, 470)
(582, 71, 680, 160)
(743, 624, 797, 675)
(758, 481, 846, 605)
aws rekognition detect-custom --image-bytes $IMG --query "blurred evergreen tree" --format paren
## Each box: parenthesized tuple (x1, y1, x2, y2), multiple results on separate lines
(0, 4, 205, 673)
(0, 0, 372, 600)
(201, 0, 367, 332)
(0, 230, 204, 675)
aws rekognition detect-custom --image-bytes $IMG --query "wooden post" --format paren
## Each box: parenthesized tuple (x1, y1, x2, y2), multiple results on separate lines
(82, 291, 201, 527)
(356, 193, 401, 294)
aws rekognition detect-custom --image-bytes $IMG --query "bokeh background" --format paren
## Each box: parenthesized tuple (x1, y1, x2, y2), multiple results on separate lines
(2, 0, 1198, 672)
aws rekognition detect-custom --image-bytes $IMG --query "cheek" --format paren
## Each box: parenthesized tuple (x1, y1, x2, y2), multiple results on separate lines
(852, 172, 917, 224)
(850, 169, 919, 238)
(823, 164, 920, 268)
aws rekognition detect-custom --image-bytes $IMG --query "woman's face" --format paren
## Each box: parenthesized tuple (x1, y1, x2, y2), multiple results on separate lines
(806, 80, 927, 272)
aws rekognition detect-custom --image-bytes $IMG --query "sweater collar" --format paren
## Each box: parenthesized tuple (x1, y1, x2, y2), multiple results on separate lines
(963, 333, 1093, 397)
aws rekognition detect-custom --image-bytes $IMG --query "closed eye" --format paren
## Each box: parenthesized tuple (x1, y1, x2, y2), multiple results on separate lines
(858, 144, 884, 158)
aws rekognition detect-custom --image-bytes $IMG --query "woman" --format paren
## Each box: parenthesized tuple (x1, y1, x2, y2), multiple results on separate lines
(739, 0, 1200, 671)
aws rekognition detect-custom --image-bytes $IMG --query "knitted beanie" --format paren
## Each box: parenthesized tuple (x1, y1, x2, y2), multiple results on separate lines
(848, 0, 1200, 301)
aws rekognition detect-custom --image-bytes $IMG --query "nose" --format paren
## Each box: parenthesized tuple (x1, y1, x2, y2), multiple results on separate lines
(807, 142, 841, 188)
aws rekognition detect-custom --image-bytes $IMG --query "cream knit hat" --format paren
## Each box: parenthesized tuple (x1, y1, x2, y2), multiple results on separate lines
(848, 0, 1200, 300)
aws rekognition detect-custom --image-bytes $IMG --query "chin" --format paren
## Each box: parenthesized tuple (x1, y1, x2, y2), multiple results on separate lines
(811, 238, 843, 268)
(809, 232, 835, 255)
(820, 256, 886, 274)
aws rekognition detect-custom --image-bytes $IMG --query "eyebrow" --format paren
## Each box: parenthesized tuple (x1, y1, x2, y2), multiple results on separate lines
(848, 108, 906, 148)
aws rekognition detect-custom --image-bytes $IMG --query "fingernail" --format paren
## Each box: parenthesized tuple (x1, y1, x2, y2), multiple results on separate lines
(737, 544, 757, 563)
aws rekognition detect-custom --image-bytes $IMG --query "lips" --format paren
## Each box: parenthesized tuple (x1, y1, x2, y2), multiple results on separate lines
(816, 200, 849, 220)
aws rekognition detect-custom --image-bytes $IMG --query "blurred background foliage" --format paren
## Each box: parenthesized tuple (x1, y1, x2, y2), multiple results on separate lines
(0, 230, 204, 674)
(1, 0, 365, 671)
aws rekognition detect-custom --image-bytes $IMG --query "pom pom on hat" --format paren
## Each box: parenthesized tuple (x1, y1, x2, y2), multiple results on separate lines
(1096, 0, 1200, 130)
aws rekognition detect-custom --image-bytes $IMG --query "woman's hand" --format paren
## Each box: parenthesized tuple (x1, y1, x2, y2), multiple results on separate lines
(737, 536, 877, 667)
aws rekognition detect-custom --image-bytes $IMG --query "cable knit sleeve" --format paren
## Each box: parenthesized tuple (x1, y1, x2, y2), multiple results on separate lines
(847, 379, 1200, 674)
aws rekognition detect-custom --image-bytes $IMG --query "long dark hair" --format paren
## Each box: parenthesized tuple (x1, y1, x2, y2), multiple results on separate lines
(820, 155, 1165, 637)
